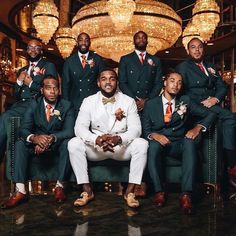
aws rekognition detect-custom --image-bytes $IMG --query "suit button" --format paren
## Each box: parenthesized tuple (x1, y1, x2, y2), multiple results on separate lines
(22, 90, 25, 92)
(145, 90, 148, 94)
(74, 72, 76, 75)
(88, 89, 90, 91)
(145, 81, 148, 83)
(197, 81, 199, 84)
(172, 128, 175, 131)
(130, 70, 133, 73)
(88, 79, 90, 82)
(137, 91, 140, 94)
(79, 89, 82, 91)
(22, 98, 25, 101)
(137, 81, 140, 83)
(79, 80, 82, 82)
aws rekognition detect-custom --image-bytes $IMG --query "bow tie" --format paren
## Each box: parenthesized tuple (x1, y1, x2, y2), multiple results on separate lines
(102, 96, 116, 105)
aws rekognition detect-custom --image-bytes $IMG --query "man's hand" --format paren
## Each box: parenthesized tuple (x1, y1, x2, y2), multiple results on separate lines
(151, 133, 171, 146)
(106, 135, 122, 147)
(23, 75, 33, 86)
(30, 134, 52, 149)
(201, 97, 218, 108)
(34, 145, 46, 155)
(136, 97, 147, 112)
(95, 134, 110, 147)
(185, 125, 203, 140)
(17, 71, 27, 82)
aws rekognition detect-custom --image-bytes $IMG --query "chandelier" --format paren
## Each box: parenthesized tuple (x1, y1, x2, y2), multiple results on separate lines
(72, 0, 182, 62)
(55, 27, 76, 58)
(32, 0, 59, 44)
(106, 0, 136, 31)
(192, 0, 220, 41)
(182, 21, 202, 50)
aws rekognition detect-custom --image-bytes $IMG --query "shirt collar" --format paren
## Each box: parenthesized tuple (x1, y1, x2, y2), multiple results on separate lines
(78, 51, 89, 60)
(43, 99, 56, 110)
(29, 58, 42, 67)
(162, 94, 175, 105)
(135, 49, 146, 57)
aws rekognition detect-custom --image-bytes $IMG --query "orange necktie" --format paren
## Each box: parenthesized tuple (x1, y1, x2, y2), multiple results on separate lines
(81, 55, 86, 68)
(164, 102, 172, 123)
(139, 53, 144, 64)
(46, 104, 52, 122)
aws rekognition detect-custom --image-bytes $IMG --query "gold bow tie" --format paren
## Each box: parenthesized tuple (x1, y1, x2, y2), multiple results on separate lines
(102, 96, 116, 105)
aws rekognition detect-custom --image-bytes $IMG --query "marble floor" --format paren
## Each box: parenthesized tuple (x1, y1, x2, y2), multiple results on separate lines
(0, 182, 236, 236)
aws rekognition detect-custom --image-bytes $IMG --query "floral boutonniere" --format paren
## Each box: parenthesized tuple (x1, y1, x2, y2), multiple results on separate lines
(174, 101, 187, 118)
(86, 58, 95, 68)
(50, 109, 62, 120)
(115, 108, 126, 121)
(147, 58, 155, 66)
(33, 67, 45, 76)
(207, 67, 217, 77)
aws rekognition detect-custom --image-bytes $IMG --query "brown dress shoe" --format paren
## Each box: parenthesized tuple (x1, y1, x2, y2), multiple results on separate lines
(153, 192, 166, 207)
(54, 187, 66, 203)
(179, 193, 193, 215)
(1, 192, 28, 209)
(134, 182, 147, 197)
(228, 166, 236, 188)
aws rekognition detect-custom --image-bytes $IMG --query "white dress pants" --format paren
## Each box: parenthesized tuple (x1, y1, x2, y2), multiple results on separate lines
(68, 137, 148, 185)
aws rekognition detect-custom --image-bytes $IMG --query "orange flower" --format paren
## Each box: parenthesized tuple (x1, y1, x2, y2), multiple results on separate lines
(115, 108, 126, 121)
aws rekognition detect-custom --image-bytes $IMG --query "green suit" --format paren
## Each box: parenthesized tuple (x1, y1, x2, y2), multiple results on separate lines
(14, 97, 75, 182)
(118, 51, 163, 99)
(0, 58, 57, 159)
(142, 95, 216, 192)
(62, 51, 104, 114)
(176, 59, 236, 152)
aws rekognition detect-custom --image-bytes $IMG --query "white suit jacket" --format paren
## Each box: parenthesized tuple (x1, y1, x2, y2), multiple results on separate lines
(74, 91, 141, 146)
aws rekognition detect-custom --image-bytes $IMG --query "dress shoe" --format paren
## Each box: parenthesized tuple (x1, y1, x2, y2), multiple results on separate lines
(153, 192, 166, 207)
(124, 193, 139, 208)
(134, 182, 147, 197)
(179, 193, 193, 215)
(74, 192, 94, 207)
(228, 166, 236, 188)
(1, 191, 28, 209)
(54, 187, 66, 203)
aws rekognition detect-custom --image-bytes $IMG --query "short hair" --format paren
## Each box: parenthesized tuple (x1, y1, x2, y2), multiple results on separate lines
(133, 31, 148, 41)
(187, 37, 204, 49)
(97, 68, 117, 80)
(41, 75, 59, 87)
(163, 68, 183, 81)
(77, 32, 90, 41)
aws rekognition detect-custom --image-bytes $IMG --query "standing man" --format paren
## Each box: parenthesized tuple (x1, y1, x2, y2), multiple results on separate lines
(142, 71, 216, 214)
(118, 31, 163, 113)
(176, 38, 236, 199)
(68, 68, 148, 208)
(0, 39, 58, 161)
(62, 32, 104, 115)
(1, 75, 75, 209)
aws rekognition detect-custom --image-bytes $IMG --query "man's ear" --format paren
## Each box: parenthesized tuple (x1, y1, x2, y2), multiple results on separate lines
(164, 80, 166, 87)
(40, 88, 43, 94)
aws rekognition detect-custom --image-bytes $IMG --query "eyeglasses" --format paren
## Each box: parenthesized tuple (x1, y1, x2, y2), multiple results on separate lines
(27, 46, 42, 51)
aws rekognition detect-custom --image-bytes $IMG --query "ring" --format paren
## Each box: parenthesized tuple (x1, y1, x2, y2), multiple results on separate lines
(99, 138, 103, 142)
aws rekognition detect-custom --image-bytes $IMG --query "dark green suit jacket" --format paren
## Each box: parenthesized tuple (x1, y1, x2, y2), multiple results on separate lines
(176, 59, 227, 103)
(15, 58, 58, 101)
(62, 51, 104, 112)
(118, 51, 163, 99)
(142, 95, 216, 142)
(19, 97, 75, 145)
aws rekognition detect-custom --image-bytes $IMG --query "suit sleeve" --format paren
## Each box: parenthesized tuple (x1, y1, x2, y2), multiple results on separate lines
(118, 57, 136, 98)
(212, 68, 227, 102)
(14, 68, 25, 99)
(74, 98, 98, 146)
(52, 105, 75, 143)
(118, 99, 141, 145)
(142, 102, 153, 139)
(62, 60, 71, 100)
(148, 58, 163, 99)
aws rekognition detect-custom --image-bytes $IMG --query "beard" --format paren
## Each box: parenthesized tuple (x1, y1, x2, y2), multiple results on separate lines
(135, 43, 147, 51)
(27, 54, 42, 62)
(78, 45, 89, 54)
(100, 87, 116, 98)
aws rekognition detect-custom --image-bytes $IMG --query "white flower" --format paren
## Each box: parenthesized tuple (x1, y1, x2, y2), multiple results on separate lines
(50, 109, 61, 120)
(175, 101, 187, 117)
(147, 58, 155, 66)
(207, 67, 216, 75)
(86, 58, 95, 68)
(34, 67, 40, 73)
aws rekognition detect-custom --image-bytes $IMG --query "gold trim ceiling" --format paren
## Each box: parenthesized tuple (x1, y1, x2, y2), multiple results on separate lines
(72, 0, 182, 62)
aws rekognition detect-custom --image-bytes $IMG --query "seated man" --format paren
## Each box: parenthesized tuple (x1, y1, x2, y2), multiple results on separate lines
(1, 75, 75, 209)
(142, 70, 216, 214)
(68, 68, 148, 208)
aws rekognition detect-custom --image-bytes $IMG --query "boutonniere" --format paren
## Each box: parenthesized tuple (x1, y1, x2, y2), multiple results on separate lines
(33, 67, 45, 75)
(50, 109, 62, 120)
(207, 67, 217, 77)
(147, 58, 155, 66)
(174, 101, 187, 118)
(86, 58, 95, 68)
(115, 108, 126, 121)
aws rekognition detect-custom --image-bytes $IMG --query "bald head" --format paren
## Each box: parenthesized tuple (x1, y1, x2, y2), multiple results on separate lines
(27, 39, 43, 62)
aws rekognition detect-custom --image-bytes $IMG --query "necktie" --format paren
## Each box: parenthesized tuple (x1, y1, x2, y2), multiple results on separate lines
(164, 102, 172, 123)
(197, 63, 205, 73)
(30, 63, 35, 77)
(81, 55, 86, 68)
(46, 104, 52, 122)
(139, 53, 145, 64)
(102, 96, 116, 105)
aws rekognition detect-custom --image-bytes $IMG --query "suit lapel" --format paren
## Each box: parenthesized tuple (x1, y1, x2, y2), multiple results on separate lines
(47, 100, 62, 131)
(188, 60, 209, 80)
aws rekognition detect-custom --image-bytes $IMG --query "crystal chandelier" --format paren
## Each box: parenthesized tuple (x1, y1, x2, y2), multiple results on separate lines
(192, 0, 220, 41)
(182, 21, 202, 50)
(72, 0, 182, 62)
(106, 0, 136, 31)
(55, 27, 76, 59)
(32, 0, 59, 44)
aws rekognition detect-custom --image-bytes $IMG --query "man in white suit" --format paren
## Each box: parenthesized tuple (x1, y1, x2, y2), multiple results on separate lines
(68, 68, 148, 208)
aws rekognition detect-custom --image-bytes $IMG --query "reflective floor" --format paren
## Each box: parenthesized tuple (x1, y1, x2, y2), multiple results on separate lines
(0, 182, 236, 236)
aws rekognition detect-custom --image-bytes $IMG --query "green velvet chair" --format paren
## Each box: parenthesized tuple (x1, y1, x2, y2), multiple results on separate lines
(6, 117, 222, 190)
